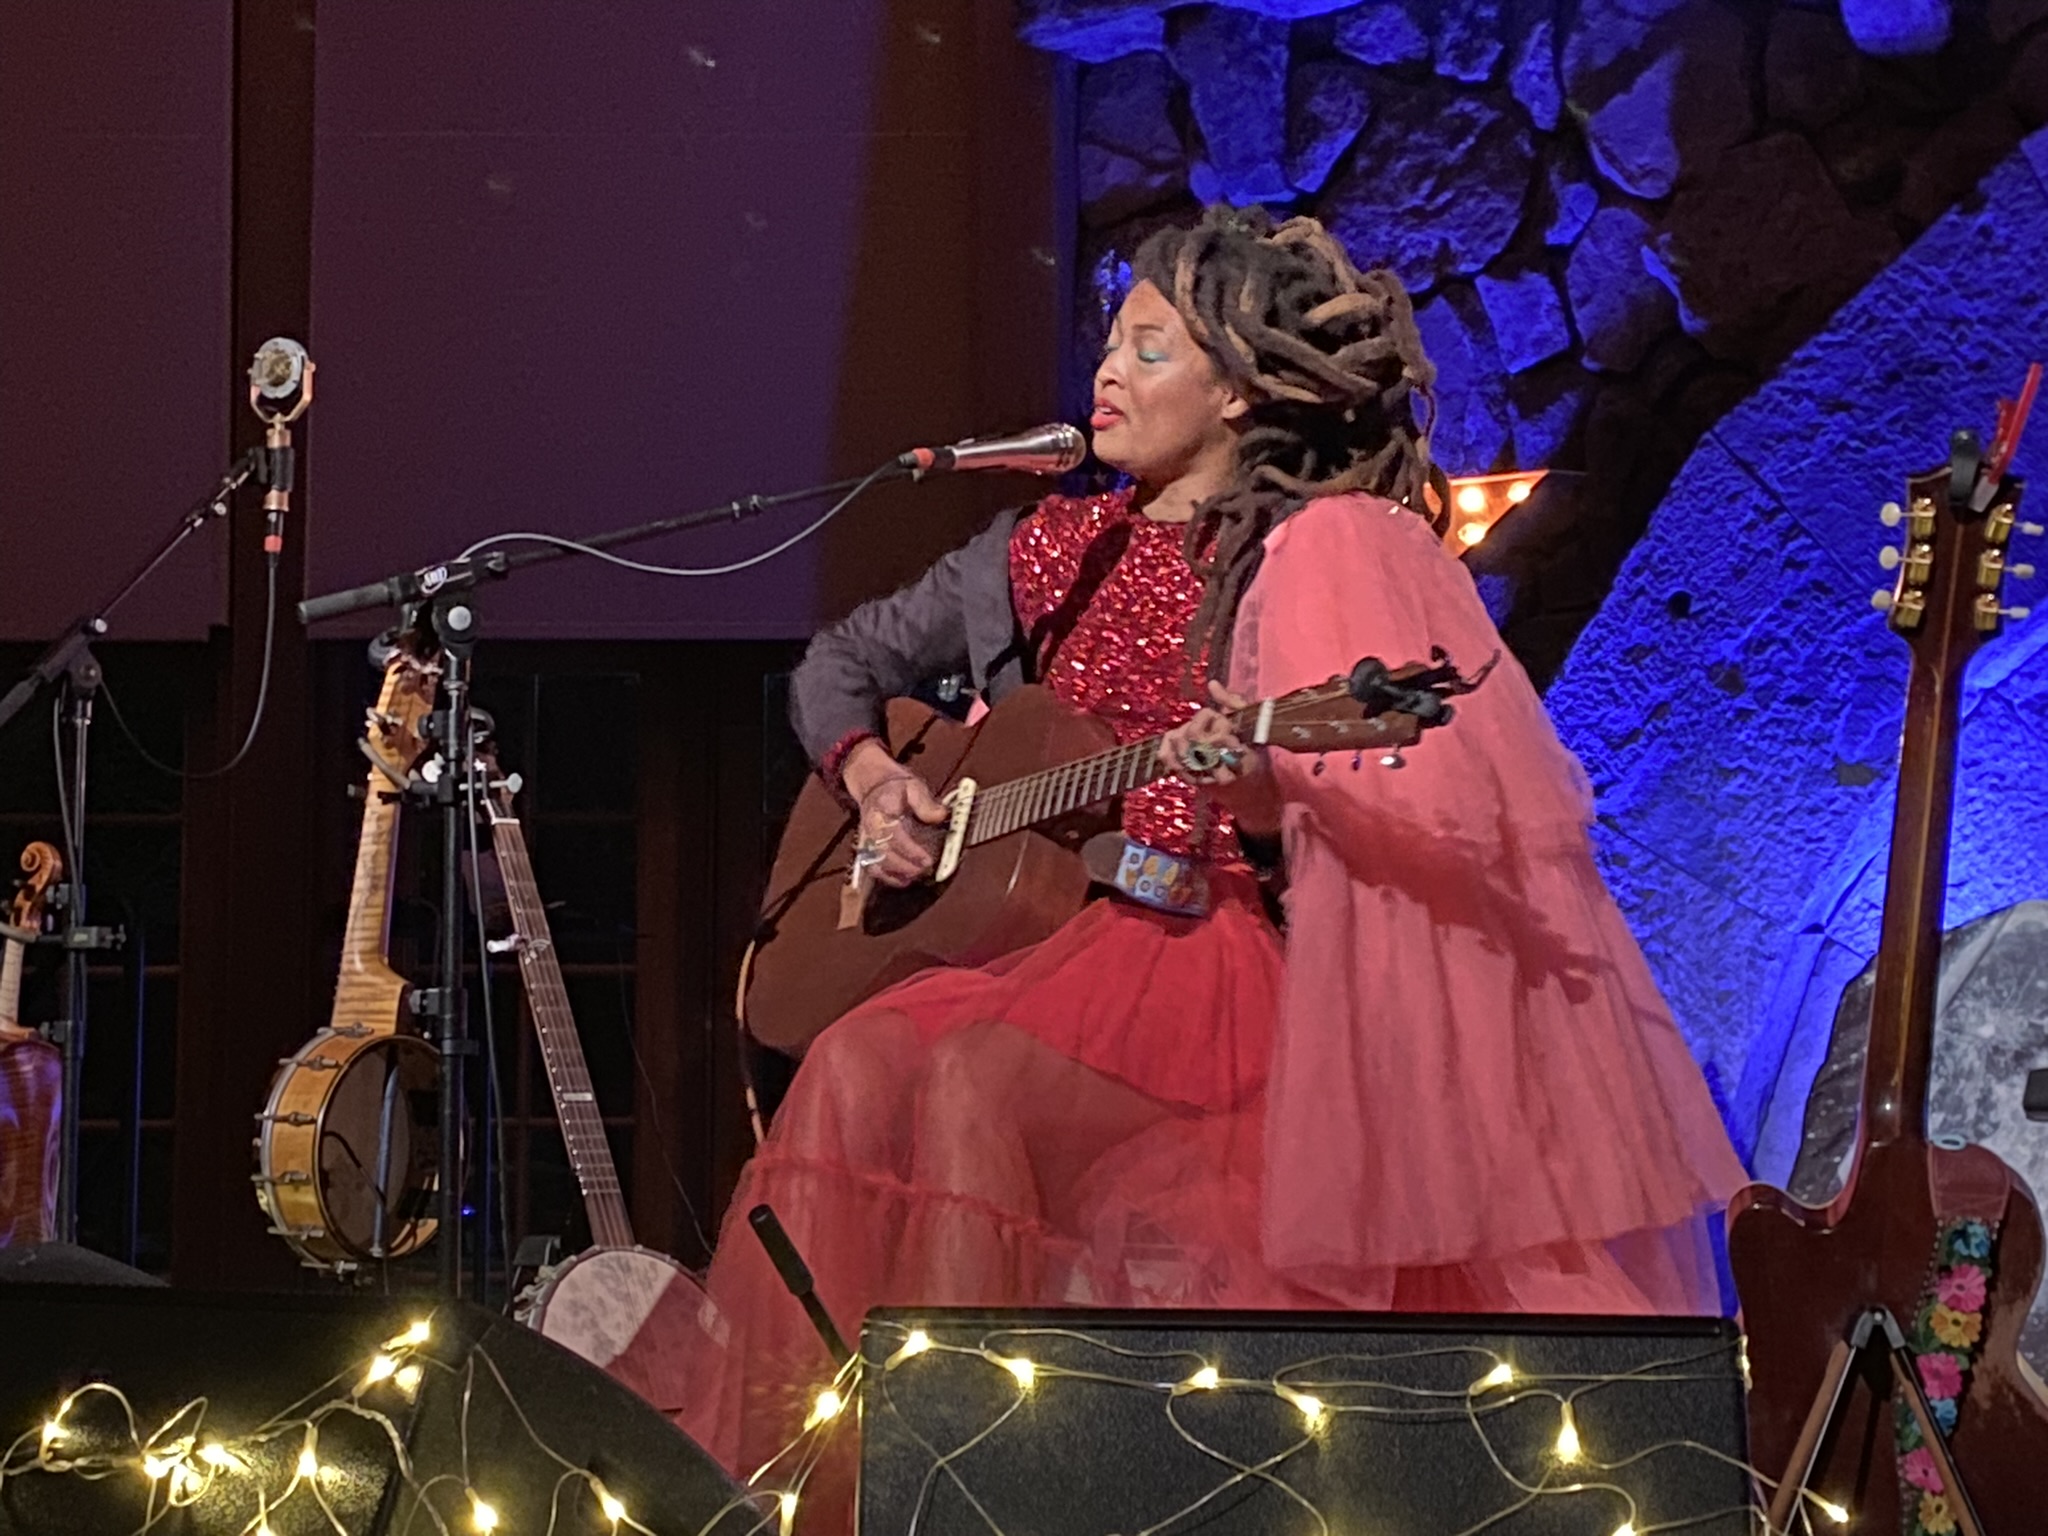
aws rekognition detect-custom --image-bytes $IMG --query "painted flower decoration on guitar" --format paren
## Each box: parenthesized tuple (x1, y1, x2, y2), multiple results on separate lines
(1893, 1217, 1996, 1536)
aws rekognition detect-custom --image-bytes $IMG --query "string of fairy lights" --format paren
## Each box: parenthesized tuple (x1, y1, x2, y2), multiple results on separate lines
(2, 1310, 1857, 1536)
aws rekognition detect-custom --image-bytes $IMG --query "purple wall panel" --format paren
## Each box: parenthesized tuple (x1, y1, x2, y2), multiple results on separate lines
(0, 5, 231, 640)
(308, 2, 1023, 638)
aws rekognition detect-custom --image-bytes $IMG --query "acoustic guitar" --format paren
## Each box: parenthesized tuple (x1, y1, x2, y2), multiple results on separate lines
(0, 843, 63, 1247)
(1728, 421, 2047, 1532)
(253, 638, 442, 1273)
(481, 750, 708, 1403)
(742, 655, 1478, 1054)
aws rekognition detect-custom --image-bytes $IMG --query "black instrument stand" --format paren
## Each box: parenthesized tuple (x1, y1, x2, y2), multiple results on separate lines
(0, 449, 263, 1242)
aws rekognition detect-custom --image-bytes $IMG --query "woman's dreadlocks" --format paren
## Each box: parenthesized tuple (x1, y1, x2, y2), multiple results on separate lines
(1128, 204, 1446, 678)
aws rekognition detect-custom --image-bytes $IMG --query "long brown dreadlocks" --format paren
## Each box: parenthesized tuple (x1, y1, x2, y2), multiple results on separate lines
(1128, 204, 1446, 677)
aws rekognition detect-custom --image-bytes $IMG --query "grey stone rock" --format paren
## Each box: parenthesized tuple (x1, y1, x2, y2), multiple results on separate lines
(1413, 284, 1511, 473)
(1507, 354, 1593, 466)
(1764, 9, 1864, 130)
(1433, 0, 1505, 84)
(1332, 2, 1430, 66)
(1018, 0, 1170, 62)
(1169, 7, 1294, 204)
(1564, 205, 1675, 372)
(1644, 133, 1898, 365)
(1536, 136, 1600, 246)
(1897, 97, 2027, 226)
(1317, 78, 1533, 289)
(1476, 268, 1572, 372)
(1563, 0, 1753, 200)
(1287, 60, 1373, 193)
(1507, 11, 1562, 130)
(1991, 0, 2048, 44)
(2011, 32, 2048, 128)
(1215, 0, 1354, 14)
(1080, 52, 1181, 163)
(1840, 0, 1951, 57)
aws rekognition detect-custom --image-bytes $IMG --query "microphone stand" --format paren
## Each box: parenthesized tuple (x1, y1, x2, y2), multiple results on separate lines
(0, 447, 265, 1242)
(301, 463, 917, 1300)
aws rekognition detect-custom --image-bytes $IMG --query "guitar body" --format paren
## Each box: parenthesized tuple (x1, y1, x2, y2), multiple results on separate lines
(744, 687, 1121, 1054)
(1730, 1142, 2048, 1535)
(0, 1031, 60, 1248)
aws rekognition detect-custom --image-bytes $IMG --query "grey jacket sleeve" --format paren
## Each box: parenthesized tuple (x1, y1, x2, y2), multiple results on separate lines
(788, 510, 1021, 766)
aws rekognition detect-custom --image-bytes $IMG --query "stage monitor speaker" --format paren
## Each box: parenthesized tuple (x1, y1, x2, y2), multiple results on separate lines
(860, 1308, 1751, 1536)
(0, 1284, 758, 1536)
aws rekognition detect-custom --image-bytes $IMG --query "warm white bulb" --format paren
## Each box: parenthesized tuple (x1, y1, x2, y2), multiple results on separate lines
(778, 1489, 799, 1536)
(1612, 1523, 1635, 1536)
(40, 1420, 64, 1450)
(1000, 1355, 1036, 1389)
(1818, 1498, 1850, 1524)
(598, 1488, 627, 1522)
(1187, 1366, 1221, 1391)
(402, 1319, 432, 1346)
(805, 1387, 845, 1429)
(366, 1354, 399, 1384)
(1507, 480, 1533, 504)
(296, 1447, 320, 1480)
(257, 1524, 277, 1536)
(1278, 1387, 1326, 1428)
(1457, 520, 1489, 546)
(143, 1453, 174, 1481)
(395, 1363, 423, 1396)
(470, 1493, 500, 1532)
(1455, 483, 1488, 515)
(903, 1328, 931, 1355)
(1479, 1362, 1514, 1389)
(1555, 1404, 1582, 1463)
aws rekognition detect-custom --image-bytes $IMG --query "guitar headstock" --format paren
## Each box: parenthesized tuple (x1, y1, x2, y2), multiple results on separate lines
(1252, 652, 1492, 759)
(1875, 445, 2037, 679)
(8, 842, 62, 933)
(360, 635, 439, 791)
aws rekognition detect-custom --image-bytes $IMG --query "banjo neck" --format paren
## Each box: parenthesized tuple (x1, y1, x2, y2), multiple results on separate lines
(485, 784, 636, 1252)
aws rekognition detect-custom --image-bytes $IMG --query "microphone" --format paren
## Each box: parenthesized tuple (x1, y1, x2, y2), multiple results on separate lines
(898, 421, 1086, 477)
(247, 337, 314, 558)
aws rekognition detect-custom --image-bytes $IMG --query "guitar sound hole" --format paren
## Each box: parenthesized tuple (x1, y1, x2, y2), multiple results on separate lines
(863, 877, 945, 936)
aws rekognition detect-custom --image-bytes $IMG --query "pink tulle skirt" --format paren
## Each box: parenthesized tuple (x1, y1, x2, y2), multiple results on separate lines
(667, 870, 1731, 1491)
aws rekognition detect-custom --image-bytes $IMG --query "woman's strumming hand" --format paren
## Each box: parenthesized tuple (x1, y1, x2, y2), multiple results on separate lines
(842, 738, 950, 888)
(1159, 681, 1283, 837)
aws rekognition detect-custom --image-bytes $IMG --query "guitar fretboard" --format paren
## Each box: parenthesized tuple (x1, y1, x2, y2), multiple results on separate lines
(490, 809, 635, 1252)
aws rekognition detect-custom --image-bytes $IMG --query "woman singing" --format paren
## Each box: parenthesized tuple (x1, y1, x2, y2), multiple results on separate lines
(672, 205, 1744, 1488)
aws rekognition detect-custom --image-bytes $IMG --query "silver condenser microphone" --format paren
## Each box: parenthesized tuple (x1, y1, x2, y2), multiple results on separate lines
(247, 337, 315, 558)
(899, 422, 1086, 476)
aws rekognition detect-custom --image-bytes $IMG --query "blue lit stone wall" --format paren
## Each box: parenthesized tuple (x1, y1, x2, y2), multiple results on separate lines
(1548, 133, 2048, 1172)
(1020, 2, 2048, 1169)
(1024, 0, 2048, 681)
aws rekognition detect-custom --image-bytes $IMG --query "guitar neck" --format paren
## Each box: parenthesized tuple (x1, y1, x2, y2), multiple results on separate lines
(1861, 469, 1978, 1150)
(489, 809, 636, 1251)
(964, 708, 1254, 846)
(330, 773, 406, 1030)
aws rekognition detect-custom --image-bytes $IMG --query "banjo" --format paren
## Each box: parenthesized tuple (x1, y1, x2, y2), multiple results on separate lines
(485, 750, 707, 1401)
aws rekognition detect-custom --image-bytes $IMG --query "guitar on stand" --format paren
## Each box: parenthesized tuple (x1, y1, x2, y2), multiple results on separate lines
(481, 744, 707, 1403)
(1729, 371, 2047, 1535)
(0, 843, 64, 1247)
(253, 638, 442, 1274)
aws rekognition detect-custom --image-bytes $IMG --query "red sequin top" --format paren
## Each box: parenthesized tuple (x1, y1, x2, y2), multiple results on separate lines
(1008, 486, 1233, 860)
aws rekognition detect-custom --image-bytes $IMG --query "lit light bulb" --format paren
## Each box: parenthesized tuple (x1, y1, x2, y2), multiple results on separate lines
(143, 1453, 174, 1482)
(1455, 483, 1488, 515)
(887, 1328, 933, 1369)
(1507, 480, 1533, 504)
(1478, 1362, 1515, 1390)
(1612, 1523, 1635, 1536)
(804, 1388, 845, 1429)
(402, 1319, 432, 1346)
(1277, 1387, 1326, 1429)
(778, 1489, 799, 1536)
(999, 1355, 1036, 1389)
(40, 1420, 64, 1451)
(296, 1446, 320, 1480)
(598, 1487, 627, 1523)
(470, 1492, 500, 1532)
(257, 1523, 277, 1536)
(1554, 1403, 1582, 1463)
(1457, 521, 1489, 546)
(1817, 1498, 1850, 1524)
(1737, 1336, 1752, 1391)
(366, 1354, 399, 1385)
(395, 1363, 423, 1397)
(1186, 1366, 1221, 1391)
